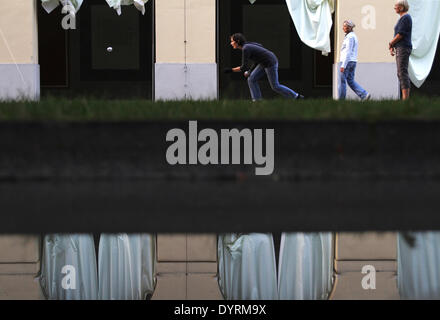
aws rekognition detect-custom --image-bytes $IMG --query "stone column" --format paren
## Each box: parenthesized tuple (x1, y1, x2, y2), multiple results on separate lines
(329, 232, 400, 299)
(334, 0, 399, 100)
(0, 0, 40, 100)
(0, 235, 44, 299)
(152, 234, 223, 299)
(155, 0, 217, 100)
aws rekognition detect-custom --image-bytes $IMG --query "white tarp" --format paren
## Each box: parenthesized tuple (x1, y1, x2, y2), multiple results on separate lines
(39, 234, 98, 300)
(106, 0, 149, 16)
(398, 232, 440, 299)
(218, 233, 279, 300)
(41, 0, 83, 14)
(98, 234, 156, 300)
(285, 0, 335, 54)
(407, 0, 440, 88)
(278, 233, 333, 300)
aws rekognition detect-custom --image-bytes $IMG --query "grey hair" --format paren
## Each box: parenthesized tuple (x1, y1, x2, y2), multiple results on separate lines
(343, 20, 355, 29)
(395, 0, 409, 12)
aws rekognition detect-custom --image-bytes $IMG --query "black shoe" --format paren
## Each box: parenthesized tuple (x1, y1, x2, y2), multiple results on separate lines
(296, 94, 305, 99)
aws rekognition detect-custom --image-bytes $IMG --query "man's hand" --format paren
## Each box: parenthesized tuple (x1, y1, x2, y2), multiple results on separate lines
(340, 67, 345, 73)
(244, 71, 250, 78)
(390, 48, 395, 56)
(223, 68, 233, 74)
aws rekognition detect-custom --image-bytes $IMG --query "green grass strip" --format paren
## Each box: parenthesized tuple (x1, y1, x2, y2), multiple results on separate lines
(0, 96, 439, 122)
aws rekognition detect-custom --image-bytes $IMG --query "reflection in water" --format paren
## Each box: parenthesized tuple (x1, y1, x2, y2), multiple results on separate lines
(218, 233, 334, 300)
(398, 232, 440, 299)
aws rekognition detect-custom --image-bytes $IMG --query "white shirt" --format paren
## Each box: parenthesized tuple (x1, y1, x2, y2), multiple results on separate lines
(340, 32, 358, 68)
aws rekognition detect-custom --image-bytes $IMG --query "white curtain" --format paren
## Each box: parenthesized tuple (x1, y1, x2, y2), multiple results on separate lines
(398, 232, 440, 299)
(106, 0, 149, 16)
(41, 0, 83, 14)
(407, 0, 440, 88)
(98, 233, 156, 300)
(218, 233, 278, 300)
(39, 234, 98, 300)
(278, 232, 333, 300)
(285, 0, 335, 55)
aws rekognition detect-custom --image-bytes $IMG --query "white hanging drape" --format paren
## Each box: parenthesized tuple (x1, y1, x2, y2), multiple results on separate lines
(39, 234, 98, 300)
(218, 233, 279, 300)
(278, 232, 333, 300)
(407, 0, 440, 88)
(98, 233, 156, 300)
(398, 232, 440, 299)
(106, 0, 150, 15)
(285, 0, 335, 55)
(41, 0, 83, 14)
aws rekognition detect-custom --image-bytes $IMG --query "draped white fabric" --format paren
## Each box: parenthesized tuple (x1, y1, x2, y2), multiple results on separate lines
(218, 233, 279, 300)
(106, 0, 150, 16)
(285, 0, 335, 55)
(398, 232, 440, 299)
(278, 232, 333, 300)
(407, 0, 440, 88)
(41, 0, 83, 14)
(39, 234, 98, 300)
(98, 233, 156, 300)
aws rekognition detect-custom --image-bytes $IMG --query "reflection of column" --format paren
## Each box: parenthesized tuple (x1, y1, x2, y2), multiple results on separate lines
(0, 1, 39, 100)
(152, 234, 223, 300)
(0, 235, 44, 299)
(330, 232, 400, 300)
(334, 0, 399, 100)
(155, 0, 217, 100)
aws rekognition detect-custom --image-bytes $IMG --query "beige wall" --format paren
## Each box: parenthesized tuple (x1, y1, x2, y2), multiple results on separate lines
(0, 0, 38, 64)
(336, 0, 399, 63)
(156, 0, 216, 63)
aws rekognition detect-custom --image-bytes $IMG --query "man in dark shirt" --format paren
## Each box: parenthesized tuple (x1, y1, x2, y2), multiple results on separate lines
(224, 33, 304, 101)
(389, 0, 413, 100)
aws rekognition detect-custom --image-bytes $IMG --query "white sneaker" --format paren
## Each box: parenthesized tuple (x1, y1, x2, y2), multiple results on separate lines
(363, 93, 372, 101)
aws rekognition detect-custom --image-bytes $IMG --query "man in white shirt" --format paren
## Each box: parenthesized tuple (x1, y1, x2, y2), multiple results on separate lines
(339, 20, 371, 100)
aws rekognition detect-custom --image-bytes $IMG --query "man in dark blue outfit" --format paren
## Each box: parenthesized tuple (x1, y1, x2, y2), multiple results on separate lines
(224, 33, 304, 101)
(389, 0, 413, 100)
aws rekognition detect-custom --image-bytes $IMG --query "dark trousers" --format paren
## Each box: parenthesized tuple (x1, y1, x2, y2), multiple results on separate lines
(396, 47, 412, 90)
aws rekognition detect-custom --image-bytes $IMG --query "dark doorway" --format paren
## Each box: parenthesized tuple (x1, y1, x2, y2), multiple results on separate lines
(413, 41, 440, 97)
(217, 0, 333, 100)
(38, 0, 154, 99)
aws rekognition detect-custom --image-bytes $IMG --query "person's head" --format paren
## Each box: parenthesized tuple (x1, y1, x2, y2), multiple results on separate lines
(343, 20, 355, 33)
(230, 33, 246, 49)
(394, 0, 409, 14)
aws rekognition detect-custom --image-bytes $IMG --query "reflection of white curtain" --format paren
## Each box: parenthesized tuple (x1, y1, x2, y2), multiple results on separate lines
(285, 0, 335, 54)
(278, 233, 333, 300)
(218, 233, 278, 300)
(407, 1, 440, 88)
(41, 0, 83, 14)
(106, 0, 149, 16)
(98, 234, 156, 300)
(398, 232, 440, 299)
(39, 234, 98, 300)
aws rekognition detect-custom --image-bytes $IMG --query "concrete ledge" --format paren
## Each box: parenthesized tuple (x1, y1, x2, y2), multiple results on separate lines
(155, 63, 217, 101)
(335, 260, 397, 273)
(157, 262, 218, 274)
(333, 63, 399, 100)
(0, 274, 44, 300)
(0, 235, 40, 263)
(0, 263, 40, 275)
(336, 233, 397, 260)
(330, 272, 400, 300)
(0, 64, 39, 101)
